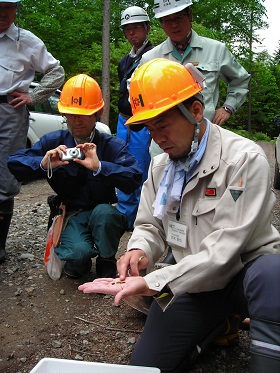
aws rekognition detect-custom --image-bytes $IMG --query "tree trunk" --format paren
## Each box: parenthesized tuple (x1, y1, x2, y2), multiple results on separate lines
(101, 0, 110, 126)
(247, 9, 254, 132)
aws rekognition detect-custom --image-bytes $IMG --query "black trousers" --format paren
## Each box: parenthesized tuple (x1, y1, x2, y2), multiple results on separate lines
(130, 254, 280, 372)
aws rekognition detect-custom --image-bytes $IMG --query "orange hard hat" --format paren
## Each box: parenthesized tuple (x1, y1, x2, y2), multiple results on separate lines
(58, 74, 104, 115)
(126, 58, 204, 125)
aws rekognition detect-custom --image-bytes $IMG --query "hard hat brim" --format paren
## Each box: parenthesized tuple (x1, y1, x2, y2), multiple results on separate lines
(154, 4, 191, 19)
(58, 102, 104, 116)
(125, 104, 173, 126)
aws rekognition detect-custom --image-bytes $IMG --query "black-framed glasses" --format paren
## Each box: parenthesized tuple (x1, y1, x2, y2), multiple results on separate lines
(160, 13, 188, 26)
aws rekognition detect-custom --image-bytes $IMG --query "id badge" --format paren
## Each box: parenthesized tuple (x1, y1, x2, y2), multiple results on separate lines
(167, 218, 188, 248)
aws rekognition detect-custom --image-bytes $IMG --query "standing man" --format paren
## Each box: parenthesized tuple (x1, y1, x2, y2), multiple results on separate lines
(0, 0, 65, 263)
(8, 74, 142, 279)
(79, 59, 280, 372)
(116, 6, 153, 231)
(141, 0, 250, 157)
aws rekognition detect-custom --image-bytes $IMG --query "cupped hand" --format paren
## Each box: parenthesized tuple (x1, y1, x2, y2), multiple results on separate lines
(78, 276, 156, 306)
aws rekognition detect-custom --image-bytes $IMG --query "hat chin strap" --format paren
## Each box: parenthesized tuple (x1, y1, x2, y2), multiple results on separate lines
(178, 103, 201, 157)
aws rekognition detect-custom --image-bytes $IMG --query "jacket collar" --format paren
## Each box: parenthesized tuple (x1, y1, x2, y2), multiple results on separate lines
(162, 29, 203, 54)
(0, 23, 17, 41)
(197, 122, 221, 178)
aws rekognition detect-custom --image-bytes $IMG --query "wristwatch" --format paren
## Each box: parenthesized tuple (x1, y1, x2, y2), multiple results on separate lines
(222, 105, 233, 115)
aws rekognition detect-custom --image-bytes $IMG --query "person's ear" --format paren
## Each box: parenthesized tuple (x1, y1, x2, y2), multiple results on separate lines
(189, 100, 203, 122)
(146, 23, 151, 34)
(95, 108, 104, 122)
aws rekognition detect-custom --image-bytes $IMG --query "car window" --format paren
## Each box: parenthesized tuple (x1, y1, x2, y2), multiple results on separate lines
(28, 100, 53, 115)
(48, 93, 60, 115)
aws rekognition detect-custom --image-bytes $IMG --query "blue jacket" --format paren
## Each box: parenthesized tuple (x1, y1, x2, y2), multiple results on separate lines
(8, 129, 143, 211)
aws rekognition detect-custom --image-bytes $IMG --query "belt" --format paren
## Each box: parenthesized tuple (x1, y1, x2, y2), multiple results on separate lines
(0, 95, 8, 104)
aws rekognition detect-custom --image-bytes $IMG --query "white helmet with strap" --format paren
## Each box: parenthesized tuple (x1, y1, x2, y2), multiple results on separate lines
(121, 6, 150, 28)
(154, 0, 193, 19)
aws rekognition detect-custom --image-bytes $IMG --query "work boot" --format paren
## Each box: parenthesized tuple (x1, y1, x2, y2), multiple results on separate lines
(212, 314, 241, 346)
(63, 260, 92, 279)
(96, 256, 116, 278)
(0, 214, 12, 264)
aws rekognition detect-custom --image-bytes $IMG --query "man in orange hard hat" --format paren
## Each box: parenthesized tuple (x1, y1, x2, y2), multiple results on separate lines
(8, 74, 142, 279)
(79, 59, 280, 372)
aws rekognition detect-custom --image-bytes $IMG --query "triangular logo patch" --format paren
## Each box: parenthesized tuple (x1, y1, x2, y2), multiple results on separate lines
(230, 189, 243, 202)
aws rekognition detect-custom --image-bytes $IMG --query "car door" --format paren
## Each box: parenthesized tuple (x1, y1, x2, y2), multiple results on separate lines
(27, 91, 67, 147)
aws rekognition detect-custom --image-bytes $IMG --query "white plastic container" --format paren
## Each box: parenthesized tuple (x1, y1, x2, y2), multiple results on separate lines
(29, 358, 161, 373)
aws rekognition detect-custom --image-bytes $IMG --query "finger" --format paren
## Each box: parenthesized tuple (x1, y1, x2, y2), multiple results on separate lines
(117, 256, 131, 280)
(128, 255, 144, 276)
(114, 291, 124, 306)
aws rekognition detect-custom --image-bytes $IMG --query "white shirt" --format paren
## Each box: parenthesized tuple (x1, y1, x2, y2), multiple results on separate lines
(0, 23, 60, 95)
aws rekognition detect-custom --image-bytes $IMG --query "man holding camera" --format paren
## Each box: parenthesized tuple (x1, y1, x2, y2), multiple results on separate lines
(7, 74, 142, 279)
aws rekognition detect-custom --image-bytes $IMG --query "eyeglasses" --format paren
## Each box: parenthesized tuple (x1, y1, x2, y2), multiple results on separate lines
(65, 114, 94, 120)
(160, 13, 188, 26)
(123, 25, 143, 33)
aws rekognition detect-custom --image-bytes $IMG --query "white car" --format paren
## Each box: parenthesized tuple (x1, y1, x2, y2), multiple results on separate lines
(27, 82, 111, 147)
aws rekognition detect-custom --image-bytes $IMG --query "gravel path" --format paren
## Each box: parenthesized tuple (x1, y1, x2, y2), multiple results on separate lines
(0, 141, 279, 373)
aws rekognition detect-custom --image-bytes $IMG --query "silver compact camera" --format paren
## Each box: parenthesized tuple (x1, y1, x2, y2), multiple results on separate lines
(61, 147, 84, 161)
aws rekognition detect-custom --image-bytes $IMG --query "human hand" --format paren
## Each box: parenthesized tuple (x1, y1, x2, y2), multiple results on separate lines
(212, 107, 231, 126)
(9, 90, 32, 108)
(41, 145, 69, 170)
(117, 249, 148, 281)
(78, 276, 156, 306)
(74, 143, 100, 172)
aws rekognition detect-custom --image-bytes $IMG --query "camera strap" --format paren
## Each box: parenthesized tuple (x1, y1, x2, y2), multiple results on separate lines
(47, 155, 53, 179)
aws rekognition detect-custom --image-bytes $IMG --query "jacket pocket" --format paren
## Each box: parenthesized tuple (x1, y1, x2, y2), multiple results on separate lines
(192, 198, 220, 235)
(192, 198, 220, 216)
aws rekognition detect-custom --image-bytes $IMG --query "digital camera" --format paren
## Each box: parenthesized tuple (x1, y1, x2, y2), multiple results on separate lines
(61, 147, 84, 161)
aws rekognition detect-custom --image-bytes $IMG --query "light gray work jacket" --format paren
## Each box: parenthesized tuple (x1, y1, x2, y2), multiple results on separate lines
(128, 124, 280, 309)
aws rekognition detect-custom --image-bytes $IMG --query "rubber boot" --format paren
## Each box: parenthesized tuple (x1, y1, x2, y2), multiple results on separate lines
(250, 319, 280, 373)
(0, 214, 12, 264)
(0, 199, 14, 264)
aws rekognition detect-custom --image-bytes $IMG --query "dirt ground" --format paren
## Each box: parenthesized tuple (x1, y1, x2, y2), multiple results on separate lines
(0, 142, 279, 373)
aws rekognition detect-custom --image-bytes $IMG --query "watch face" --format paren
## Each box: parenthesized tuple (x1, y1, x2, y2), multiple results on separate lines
(223, 106, 232, 114)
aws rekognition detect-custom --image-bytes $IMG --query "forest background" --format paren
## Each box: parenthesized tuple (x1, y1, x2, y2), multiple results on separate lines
(19, 0, 280, 138)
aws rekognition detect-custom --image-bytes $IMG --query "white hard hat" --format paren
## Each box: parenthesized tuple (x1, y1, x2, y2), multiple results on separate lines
(0, 0, 20, 2)
(154, 0, 193, 19)
(121, 6, 150, 27)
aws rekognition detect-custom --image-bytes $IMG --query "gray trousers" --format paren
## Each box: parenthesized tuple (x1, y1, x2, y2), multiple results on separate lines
(0, 101, 29, 204)
(130, 254, 280, 372)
